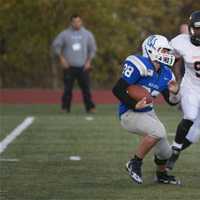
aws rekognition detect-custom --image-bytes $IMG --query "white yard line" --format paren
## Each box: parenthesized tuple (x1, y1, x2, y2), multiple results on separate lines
(85, 116, 94, 121)
(0, 158, 19, 162)
(69, 156, 81, 161)
(0, 116, 34, 154)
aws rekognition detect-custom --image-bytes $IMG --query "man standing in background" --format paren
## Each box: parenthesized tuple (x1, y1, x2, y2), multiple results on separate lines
(52, 14, 97, 113)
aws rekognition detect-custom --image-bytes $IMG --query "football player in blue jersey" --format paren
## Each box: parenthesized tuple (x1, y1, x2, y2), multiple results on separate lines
(112, 35, 181, 185)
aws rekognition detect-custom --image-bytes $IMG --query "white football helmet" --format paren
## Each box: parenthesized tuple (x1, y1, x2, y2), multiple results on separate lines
(142, 35, 175, 66)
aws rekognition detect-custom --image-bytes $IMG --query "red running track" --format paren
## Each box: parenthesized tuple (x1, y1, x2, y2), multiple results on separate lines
(0, 89, 164, 104)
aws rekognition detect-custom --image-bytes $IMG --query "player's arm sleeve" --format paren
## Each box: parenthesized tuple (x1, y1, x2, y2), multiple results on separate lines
(112, 59, 142, 108)
(112, 78, 138, 109)
(161, 89, 179, 105)
(161, 74, 180, 105)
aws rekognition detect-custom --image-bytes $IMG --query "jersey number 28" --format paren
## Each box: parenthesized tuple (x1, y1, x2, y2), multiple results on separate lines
(123, 64, 134, 78)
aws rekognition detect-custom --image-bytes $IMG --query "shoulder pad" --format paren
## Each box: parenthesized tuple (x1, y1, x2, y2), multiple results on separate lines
(171, 34, 190, 47)
(126, 55, 148, 76)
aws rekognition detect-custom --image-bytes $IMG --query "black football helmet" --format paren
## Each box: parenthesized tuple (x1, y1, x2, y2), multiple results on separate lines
(188, 10, 200, 46)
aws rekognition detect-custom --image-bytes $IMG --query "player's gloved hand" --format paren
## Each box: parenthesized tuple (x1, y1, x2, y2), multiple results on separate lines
(135, 97, 153, 109)
(168, 80, 179, 94)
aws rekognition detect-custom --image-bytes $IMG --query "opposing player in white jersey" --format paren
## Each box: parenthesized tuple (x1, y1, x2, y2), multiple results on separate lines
(166, 11, 200, 170)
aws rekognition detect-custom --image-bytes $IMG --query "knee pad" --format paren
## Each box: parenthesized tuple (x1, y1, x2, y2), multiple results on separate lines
(154, 138, 172, 161)
(183, 112, 198, 122)
(155, 148, 172, 161)
(186, 118, 200, 143)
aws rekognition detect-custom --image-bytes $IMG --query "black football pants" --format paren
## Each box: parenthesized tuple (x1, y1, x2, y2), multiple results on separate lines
(62, 67, 95, 112)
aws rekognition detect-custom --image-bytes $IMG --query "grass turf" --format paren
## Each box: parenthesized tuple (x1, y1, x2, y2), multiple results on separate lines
(0, 104, 199, 200)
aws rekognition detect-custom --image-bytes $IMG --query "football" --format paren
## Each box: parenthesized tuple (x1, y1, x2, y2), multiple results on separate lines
(127, 85, 153, 103)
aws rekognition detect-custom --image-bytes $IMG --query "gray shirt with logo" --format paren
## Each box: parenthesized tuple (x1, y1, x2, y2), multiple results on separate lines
(52, 26, 97, 67)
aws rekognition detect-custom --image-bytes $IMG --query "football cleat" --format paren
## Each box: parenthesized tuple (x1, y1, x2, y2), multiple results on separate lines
(126, 159, 143, 184)
(155, 171, 181, 185)
(166, 147, 181, 171)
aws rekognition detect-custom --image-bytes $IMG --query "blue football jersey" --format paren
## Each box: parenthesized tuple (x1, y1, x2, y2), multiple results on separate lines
(118, 54, 175, 116)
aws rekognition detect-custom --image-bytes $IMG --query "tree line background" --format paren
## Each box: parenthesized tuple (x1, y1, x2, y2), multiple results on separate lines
(0, 0, 199, 88)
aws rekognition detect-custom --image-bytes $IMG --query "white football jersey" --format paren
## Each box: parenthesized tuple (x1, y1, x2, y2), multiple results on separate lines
(170, 34, 200, 90)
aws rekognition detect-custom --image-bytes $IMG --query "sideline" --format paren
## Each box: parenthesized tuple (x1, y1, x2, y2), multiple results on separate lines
(0, 117, 34, 154)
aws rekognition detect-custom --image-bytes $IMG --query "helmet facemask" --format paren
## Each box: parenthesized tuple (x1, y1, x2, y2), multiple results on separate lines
(152, 48, 175, 66)
(189, 26, 200, 46)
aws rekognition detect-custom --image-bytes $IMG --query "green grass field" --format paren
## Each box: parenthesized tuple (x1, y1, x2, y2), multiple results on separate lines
(0, 104, 200, 200)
